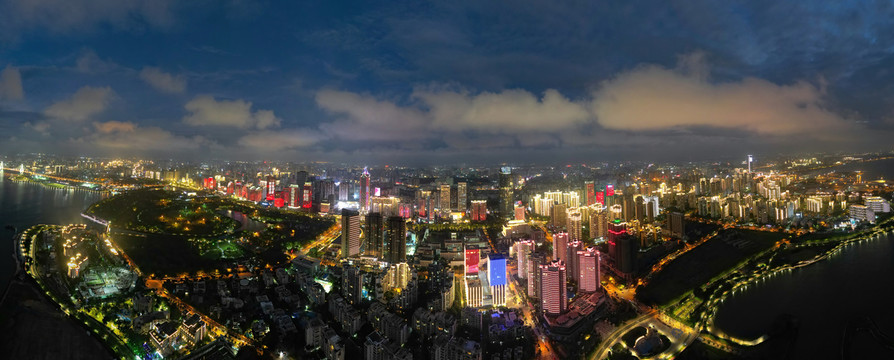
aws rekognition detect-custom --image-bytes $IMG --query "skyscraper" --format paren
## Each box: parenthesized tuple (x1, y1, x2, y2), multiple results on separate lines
(577, 247, 601, 293)
(341, 209, 361, 258)
(539, 260, 567, 315)
(617, 234, 638, 277)
(553, 232, 568, 263)
(465, 245, 480, 274)
(566, 208, 582, 242)
(514, 205, 526, 221)
(607, 219, 627, 262)
(566, 240, 583, 284)
(748, 154, 753, 173)
(590, 207, 607, 240)
(457, 182, 467, 213)
(385, 216, 407, 263)
(365, 212, 384, 258)
(515, 239, 534, 279)
(360, 167, 370, 212)
(585, 181, 595, 206)
(439, 184, 451, 215)
(529, 252, 545, 298)
(500, 167, 513, 218)
(471, 200, 487, 221)
(488, 254, 507, 306)
(667, 212, 685, 238)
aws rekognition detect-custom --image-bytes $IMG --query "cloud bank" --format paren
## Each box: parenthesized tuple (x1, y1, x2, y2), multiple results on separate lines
(140, 67, 186, 94)
(44, 86, 114, 121)
(183, 95, 280, 129)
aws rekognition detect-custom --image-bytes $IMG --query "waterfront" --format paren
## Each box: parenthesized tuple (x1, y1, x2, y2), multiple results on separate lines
(714, 231, 894, 359)
(0, 174, 106, 292)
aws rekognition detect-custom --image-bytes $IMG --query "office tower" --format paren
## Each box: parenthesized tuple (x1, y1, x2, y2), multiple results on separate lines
(464, 245, 480, 274)
(439, 184, 451, 215)
(341, 209, 361, 258)
(667, 212, 685, 238)
(748, 155, 753, 173)
(609, 204, 623, 221)
(500, 167, 513, 218)
(566, 240, 583, 284)
(590, 207, 607, 240)
(528, 252, 545, 298)
(386, 216, 407, 263)
(550, 203, 567, 227)
(553, 232, 568, 263)
(566, 208, 582, 242)
(514, 204, 526, 221)
(595, 190, 605, 205)
(585, 181, 595, 206)
(515, 239, 534, 279)
(617, 234, 638, 276)
(471, 200, 487, 221)
(577, 247, 601, 293)
(360, 168, 370, 211)
(457, 182, 468, 212)
(266, 175, 276, 201)
(289, 184, 302, 208)
(302, 182, 313, 209)
(607, 219, 627, 262)
(342, 264, 364, 305)
(488, 254, 507, 306)
(365, 212, 384, 258)
(539, 260, 567, 315)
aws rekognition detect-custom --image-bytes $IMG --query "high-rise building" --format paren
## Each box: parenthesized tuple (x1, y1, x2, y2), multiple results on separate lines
(514, 205, 526, 221)
(589, 207, 607, 240)
(566, 209, 582, 242)
(488, 254, 507, 306)
(566, 240, 583, 284)
(595, 191, 605, 206)
(266, 175, 276, 201)
(617, 234, 638, 277)
(360, 168, 370, 211)
(515, 239, 534, 280)
(342, 264, 365, 305)
(539, 260, 567, 315)
(464, 245, 480, 275)
(370, 196, 400, 217)
(341, 209, 361, 258)
(439, 184, 451, 215)
(667, 212, 685, 238)
(302, 182, 313, 209)
(748, 155, 753, 173)
(386, 216, 407, 263)
(457, 182, 468, 213)
(500, 167, 513, 218)
(553, 232, 568, 263)
(471, 200, 487, 221)
(528, 253, 545, 298)
(607, 219, 627, 262)
(365, 212, 384, 258)
(585, 181, 596, 206)
(577, 247, 601, 293)
(550, 203, 567, 227)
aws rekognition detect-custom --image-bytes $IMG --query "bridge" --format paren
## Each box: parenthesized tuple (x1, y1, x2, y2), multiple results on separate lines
(1, 165, 98, 186)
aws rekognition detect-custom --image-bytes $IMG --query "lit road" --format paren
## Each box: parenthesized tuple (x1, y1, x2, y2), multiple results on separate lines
(590, 310, 658, 360)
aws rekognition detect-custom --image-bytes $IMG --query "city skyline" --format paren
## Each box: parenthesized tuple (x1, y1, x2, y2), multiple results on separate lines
(2, 2, 894, 163)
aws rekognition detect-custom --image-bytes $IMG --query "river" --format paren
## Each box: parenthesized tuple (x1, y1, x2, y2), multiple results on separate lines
(713, 231, 894, 358)
(0, 174, 106, 292)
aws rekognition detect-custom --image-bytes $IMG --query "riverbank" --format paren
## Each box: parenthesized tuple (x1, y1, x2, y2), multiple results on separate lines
(2, 173, 107, 194)
(702, 217, 894, 348)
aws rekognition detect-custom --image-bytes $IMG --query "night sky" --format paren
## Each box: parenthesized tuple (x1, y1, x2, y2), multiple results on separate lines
(1, 0, 893, 164)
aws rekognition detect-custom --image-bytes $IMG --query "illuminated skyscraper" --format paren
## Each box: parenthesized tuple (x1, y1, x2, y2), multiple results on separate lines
(341, 209, 361, 258)
(577, 247, 601, 293)
(500, 167, 513, 218)
(514, 205, 526, 221)
(266, 175, 276, 201)
(585, 181, 595, 206)
(302, 182, 313, 209)
(360, 168, 370, 211)
(488, 254, 507, 306)
(539, 260, 567, 315)
(457, 182, 467, 212)
(566, 240, 583, 284)
(589, 206, 607, 240)
(566, 209, 582, 242)
(464, 245, 480, 275)
(515, 239, 534, 279)
(471, 200, 487, 221)
(365, 212, 384, 258)
(553, 232, 568, 263)
(607, 219, 627, 262)
(748, 155, 753, 173)
(439, 184, 451, 215)
(385, 216, 407, 263)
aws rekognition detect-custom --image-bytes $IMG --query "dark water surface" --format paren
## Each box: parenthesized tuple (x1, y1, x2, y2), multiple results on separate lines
(714, 232, 894, 359)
